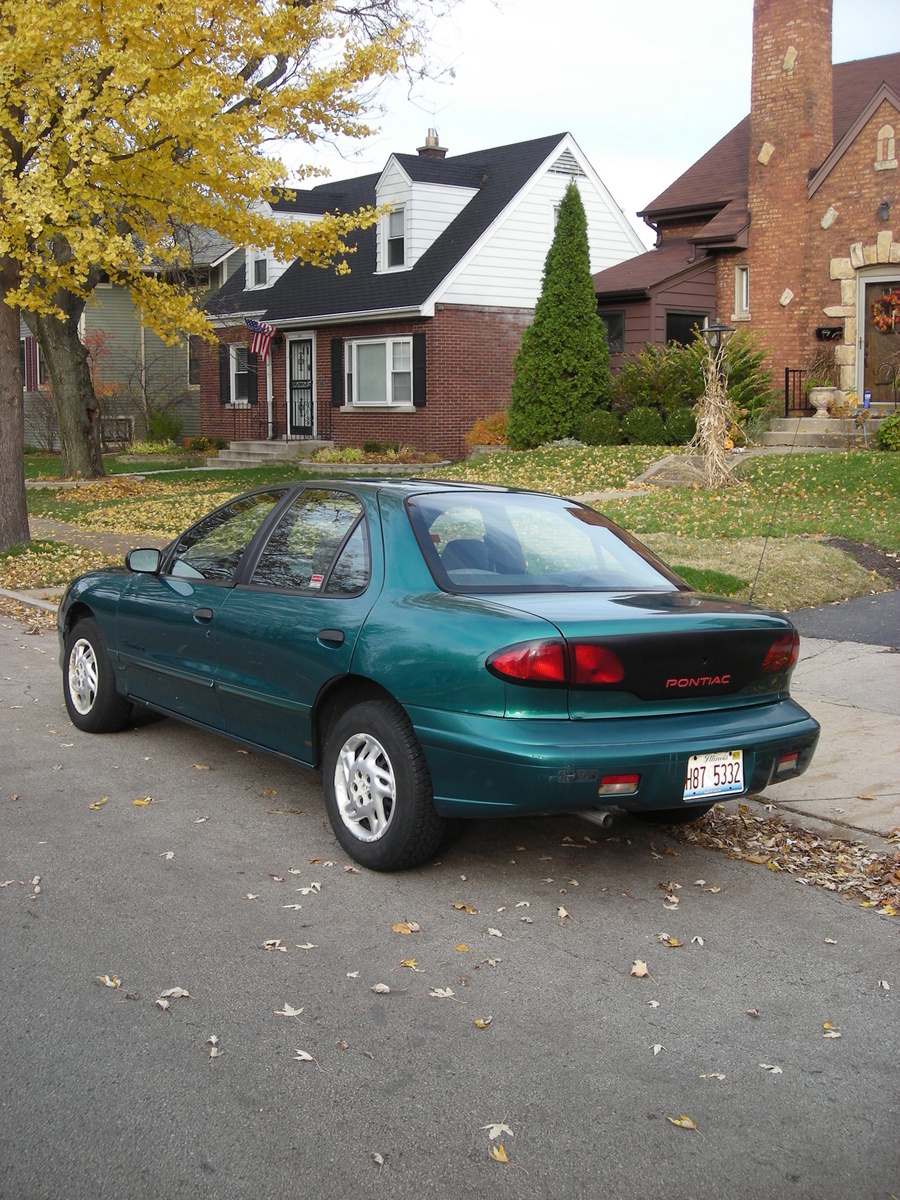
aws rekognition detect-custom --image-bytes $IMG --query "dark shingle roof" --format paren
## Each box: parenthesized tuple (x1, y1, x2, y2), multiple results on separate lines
(208, 133, 568, 322)
(640, 53, 900, 221)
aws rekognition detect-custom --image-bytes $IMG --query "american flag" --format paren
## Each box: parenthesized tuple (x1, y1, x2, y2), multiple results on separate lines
(245, 317, 276, 362)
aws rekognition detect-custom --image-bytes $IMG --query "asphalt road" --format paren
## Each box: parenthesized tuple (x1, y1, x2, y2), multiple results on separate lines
(1, 617, 897, 1200)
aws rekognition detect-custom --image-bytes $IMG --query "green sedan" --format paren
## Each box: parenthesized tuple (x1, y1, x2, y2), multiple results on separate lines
(58, 480, 819, 870)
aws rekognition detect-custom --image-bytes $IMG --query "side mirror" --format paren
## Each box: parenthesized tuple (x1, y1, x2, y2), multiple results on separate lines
(126, 548, 161, 574)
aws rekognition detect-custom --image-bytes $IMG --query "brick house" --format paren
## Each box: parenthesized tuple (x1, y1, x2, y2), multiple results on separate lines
(593, 0, 900, 409)
(202, 132, 644, 460)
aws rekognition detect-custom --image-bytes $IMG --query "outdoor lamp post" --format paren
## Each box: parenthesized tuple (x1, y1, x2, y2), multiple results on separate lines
(694, 319, 737, 487)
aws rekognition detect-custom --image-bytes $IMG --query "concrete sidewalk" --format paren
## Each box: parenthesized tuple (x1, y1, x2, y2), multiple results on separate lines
(3, 520, 898, 845)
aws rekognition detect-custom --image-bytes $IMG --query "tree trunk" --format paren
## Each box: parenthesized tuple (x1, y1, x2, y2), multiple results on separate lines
(27, 304, 104, 479)
(0, 255, 31, 552)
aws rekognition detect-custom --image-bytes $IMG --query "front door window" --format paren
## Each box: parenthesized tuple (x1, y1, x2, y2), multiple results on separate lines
(289, 338, 314, 435)
(864, 281, 900, 404)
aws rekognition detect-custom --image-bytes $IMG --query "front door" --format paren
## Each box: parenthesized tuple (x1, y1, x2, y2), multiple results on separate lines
(288, 337, 314, 436)
(864, 280, 900, 404)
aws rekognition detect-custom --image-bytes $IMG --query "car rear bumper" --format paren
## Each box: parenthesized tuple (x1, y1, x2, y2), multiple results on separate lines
(409, 699, 820, 818)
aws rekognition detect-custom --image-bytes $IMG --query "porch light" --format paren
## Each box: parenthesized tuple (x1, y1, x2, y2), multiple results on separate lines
(701, 320, 736, 354)
(878, 200, 891, 222)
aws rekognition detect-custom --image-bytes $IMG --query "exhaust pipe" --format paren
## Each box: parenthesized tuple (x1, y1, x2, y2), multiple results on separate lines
(573, 807, 615, 830)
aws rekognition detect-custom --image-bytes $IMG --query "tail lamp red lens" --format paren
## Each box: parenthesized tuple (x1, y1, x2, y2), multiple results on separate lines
(486, 639, 625, 687)
(761, 631, 799, 674)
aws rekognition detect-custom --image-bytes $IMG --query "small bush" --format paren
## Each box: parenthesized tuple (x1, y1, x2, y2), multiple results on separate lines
(147, 410, 183, 445)
(464, 412, 508, 448)
(186, 436, 226, 455)
(621, 406, 666, 445)
(877, 411, 900, 451)
(664, 409, 696, 445)
(577, 409, 621, 446)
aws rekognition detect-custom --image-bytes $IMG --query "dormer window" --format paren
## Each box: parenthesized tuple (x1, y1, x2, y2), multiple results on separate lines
(387, 208, 405, 268)
(253, 256, 268, 286)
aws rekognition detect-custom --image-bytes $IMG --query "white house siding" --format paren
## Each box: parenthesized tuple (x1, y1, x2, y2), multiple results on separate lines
(440, 172, 640, 309)
(375, 159, 478, 272)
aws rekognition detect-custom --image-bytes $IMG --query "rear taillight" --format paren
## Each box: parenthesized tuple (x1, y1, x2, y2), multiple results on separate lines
(761, 631, 799, 674)
(486, 639, 625, 687)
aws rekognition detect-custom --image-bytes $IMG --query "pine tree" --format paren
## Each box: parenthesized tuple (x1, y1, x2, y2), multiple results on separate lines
(506, 180, 610, 450)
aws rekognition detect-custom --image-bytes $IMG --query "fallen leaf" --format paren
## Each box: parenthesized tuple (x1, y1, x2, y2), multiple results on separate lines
(263, 789, 277, 796)
(430, 987, 455, 998)
(159, 987, 191, 1000)
(160, 850, 174, 860)
(760, 1063, 783, 1074)
(194, 764, 211, 771)
(482, 1122, 513, 1140)
(747, 1008, 760, 1018)
(293, 1048, 325, 1071)
(557, 906, 570, 920)
(89, 797, 107, 810)
(657, 934, 683, 948)
(264, 939, 287, 952)
(155, 998, 171, 1012)
(275, 1003, 304, 1018)
(207, 1045, 223, 1060)
(455, 944, 470, 953)
(296, 942, 317, 951)
(489, 1144, 510, 1163)
(822, 1022, 842, 1039)
(132, 798, 151, 807)
(488, 928, 502, 938)
(453, 903, 477, 914)
(515, 901, 530, 908)
(648, 1000, 660, 1009)
(347, 970, 360, 978)
(666, 1115, 697, 1131)
(371, 1153, 384, 1169)
(691, 936, 705, 947)
(877, 980, 891, 990)
(206, 1035, 219, 1046)
(700, 1072, 726, 1080)
(371, 983, 391, 994)
(652, 1044, 664, 1056)
(400, 959, 424, 971)
(344, 865, 360, 874)
(97, 974, 120, 989)
(282, 903, 303, 910)
(858, 792, 876, 802)
(245, 893, 259, 901)
(474, 1017, 493, 1029)
(824, 938, 837, 945)
(630, 960, 650, 978)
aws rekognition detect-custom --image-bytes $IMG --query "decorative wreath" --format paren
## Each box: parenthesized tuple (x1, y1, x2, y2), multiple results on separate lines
(872, 288, 900, 334)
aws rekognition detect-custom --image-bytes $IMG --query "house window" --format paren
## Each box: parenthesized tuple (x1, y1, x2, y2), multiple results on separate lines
(346, 337, 412, 406)
(735, 266, 750, 318)
(37, 344, 51, 386)
(665, 312, 706, 346)
(599, 310, 625, 354)
(387, 208, 405, 268)
(253, 257, 268, 286)
(876, 124, 897, 171)
(231, 345, 250, 404)
(188, 335, 200, 386)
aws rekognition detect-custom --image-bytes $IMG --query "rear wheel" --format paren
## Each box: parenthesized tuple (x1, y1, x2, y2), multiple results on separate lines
(63, 618, 131, 734)
(630, 804, 714, 826)
(323, 698, 447, 871)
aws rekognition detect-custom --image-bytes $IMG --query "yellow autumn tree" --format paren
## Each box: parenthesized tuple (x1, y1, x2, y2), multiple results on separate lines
(0, 0, 447, 550)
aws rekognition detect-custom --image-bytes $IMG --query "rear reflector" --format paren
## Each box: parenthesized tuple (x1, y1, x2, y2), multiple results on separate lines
(776, 752, 799, 775)
(761, 631, 799, 674)
(598, 774, 640, 796)
(486, 639, 625, 687)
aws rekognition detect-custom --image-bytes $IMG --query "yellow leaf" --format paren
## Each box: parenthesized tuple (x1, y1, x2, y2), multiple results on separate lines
(400, 959, 424, 972)
(132, 798, 150, 807)
(474, 1017, 492, 1029)
(452, 903, 477, 914)
(194, 763, 211, 771)
(455, 944, 469, 952)
(666, 1115, 698, 1131)
(89, 796, 107, 810)
(489, 1143, 509, 1163)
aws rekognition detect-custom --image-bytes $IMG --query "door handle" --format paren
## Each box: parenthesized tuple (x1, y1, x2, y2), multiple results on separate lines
(317, 628, 345, 647)
(193, 607, 214, 623)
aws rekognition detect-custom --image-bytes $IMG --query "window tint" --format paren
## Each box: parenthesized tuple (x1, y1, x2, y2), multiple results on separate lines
(169, 490, 286, 582)
(599, 310, 625, 354)
(251, 490, 368, 593)
(408, 492, 681, 594)
(665, 312, 706, 346)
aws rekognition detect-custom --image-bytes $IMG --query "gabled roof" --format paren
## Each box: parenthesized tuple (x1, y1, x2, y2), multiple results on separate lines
(593, 239, 713, 300)
(208, 133, 572, 324)
(640, 52, 900, 225)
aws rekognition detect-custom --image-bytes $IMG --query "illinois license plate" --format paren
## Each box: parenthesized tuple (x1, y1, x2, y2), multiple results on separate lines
(684, 750, 744, 801)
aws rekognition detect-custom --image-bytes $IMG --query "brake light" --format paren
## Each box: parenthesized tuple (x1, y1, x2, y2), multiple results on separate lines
(571, 643, 625, 685)
(761, 631, 799, 674)
(486, 640, 625, 687)
(598, 774, 640, 796)
(486, 640, 567, 684)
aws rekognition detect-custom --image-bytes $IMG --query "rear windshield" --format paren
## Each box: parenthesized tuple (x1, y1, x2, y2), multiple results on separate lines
(406, 492, 685, 594)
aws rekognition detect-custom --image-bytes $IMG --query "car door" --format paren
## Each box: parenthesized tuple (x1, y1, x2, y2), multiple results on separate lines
(115, 489, 288, 728)
(215, 488, 379, 762)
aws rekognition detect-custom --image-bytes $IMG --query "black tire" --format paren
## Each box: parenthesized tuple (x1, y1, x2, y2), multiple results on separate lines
(630, 804, 714, 826)
(63, 617, 131, 734)
(322, 698, 447, 871)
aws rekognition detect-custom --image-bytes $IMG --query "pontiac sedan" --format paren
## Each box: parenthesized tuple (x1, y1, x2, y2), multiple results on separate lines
(58, 480, 819, 870)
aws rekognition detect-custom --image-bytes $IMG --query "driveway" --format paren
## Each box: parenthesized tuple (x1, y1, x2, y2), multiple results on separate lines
(1, 617, 897, 1200)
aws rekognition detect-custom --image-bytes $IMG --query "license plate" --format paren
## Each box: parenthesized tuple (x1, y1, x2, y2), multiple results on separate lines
(684, 750, 744, 801)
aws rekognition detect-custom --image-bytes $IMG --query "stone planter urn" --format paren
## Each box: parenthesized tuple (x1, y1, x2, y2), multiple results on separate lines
(808, 386, 836, 416)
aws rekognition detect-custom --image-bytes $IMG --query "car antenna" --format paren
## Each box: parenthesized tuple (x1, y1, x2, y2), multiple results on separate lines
(748, 418, 802, 606)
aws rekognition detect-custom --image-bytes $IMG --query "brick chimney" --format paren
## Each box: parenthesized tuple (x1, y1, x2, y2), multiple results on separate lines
(417, 128, 447, 159)
(747, 0, 834, 373)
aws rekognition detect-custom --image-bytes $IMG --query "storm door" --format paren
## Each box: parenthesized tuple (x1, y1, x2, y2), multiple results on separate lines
(288, 337, 315, 435)
(864, 280, 900, 405)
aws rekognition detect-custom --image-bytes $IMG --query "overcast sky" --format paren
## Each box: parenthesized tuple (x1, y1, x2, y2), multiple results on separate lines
(286, 0, 898, 247)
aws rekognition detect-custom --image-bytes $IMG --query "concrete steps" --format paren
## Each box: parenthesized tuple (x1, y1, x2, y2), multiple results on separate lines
(759, 403, 895, 448)
(207, 440, 334, 468)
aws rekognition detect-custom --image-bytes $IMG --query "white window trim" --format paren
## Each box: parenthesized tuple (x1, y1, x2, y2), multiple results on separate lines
(733, 265, 751, 321)
(229, 344, 250, 406)
(344, 336, 414, 408)
(382, 207, 407, 272)
(247, 248, 272, 290)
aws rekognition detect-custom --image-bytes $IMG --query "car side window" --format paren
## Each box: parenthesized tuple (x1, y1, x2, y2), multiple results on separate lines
(168, 490, 285, 583)
(251, 490, 369, 594)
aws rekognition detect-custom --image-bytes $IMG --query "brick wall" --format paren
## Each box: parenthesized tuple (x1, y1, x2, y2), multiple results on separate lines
(200, 305, 533, 461)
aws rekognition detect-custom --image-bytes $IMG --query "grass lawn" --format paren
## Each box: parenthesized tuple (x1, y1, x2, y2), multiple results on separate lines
(7, 446, 899, 611)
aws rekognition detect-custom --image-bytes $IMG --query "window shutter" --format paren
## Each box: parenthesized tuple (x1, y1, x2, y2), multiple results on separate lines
(219, 344, 230, 404)
(247, 351, 258, 405)
(412, 333, 426, 408)
(331, 338, 344, 407)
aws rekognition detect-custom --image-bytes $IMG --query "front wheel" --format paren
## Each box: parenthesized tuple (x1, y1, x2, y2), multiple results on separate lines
(322, 698, 447, 871)
(629, 803, 714, 826)
(63, 618, 131, 734)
